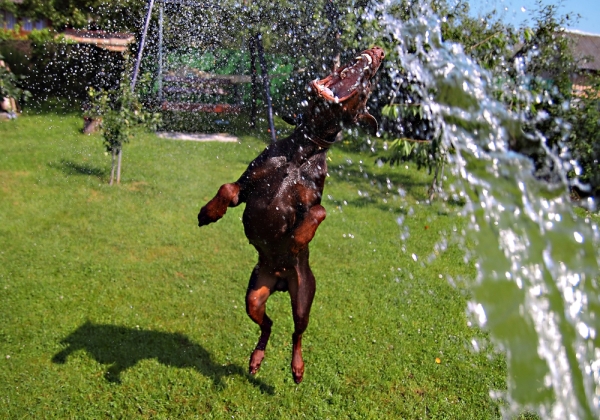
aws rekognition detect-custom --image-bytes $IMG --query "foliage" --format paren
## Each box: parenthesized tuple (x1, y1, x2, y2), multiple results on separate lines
(89, 79, 160, 154)
(0, 26, 26, 41)
(27, 27, 65, 44)
(0, 33, 125, 102)
(0, 0, 16, 14)
(499, 2, 579, 184)
(338, 0, 599, 199)
(379, 104, 439, 169)
(89, 63, 160, 185)
(0, 53, 30, 109)
(441, 1, 518, 73)
(5, 0, 146, 31)
(568, 74, 600, 197)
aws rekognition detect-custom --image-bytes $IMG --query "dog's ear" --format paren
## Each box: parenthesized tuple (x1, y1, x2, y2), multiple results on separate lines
(357, 110, 378, 134)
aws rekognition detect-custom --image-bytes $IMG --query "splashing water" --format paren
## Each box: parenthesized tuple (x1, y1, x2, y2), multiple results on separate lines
(366, 1, 599, 418)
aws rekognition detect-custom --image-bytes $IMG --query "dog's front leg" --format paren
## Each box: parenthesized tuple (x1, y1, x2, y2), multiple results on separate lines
(291, 205, 326, 253)
(198, 183, 241, 226)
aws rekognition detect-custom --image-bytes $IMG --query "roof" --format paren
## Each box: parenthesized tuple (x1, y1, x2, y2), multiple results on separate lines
(62, 29, 135, 53)
(562, 30, 600, 72)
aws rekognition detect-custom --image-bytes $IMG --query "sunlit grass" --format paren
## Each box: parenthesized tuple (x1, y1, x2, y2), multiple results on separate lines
(0, 110, 506, 418)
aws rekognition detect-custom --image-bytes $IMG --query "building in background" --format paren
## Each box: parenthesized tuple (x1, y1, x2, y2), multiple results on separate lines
(1, 0, 49, 33)
(1, 0, 134, 53)
(563, 30, 600, 93)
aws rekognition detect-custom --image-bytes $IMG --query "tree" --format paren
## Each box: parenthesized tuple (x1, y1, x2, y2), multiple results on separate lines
(89, 61, 160, 185)
(345, 0, 599, 200)
(0, 53, 30, 115)
(0, 54, 20, 105)
(568, 74, 600, 198)
(5, 0, 147, 31)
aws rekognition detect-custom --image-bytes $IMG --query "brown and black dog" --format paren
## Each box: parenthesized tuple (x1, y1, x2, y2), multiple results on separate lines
(198, 47, 384, 383)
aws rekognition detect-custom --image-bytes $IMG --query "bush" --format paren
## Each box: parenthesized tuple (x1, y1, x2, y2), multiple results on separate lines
(0, 30, 125, 104)
(0, 52, 30, 114)
(89, 61, 161, 185)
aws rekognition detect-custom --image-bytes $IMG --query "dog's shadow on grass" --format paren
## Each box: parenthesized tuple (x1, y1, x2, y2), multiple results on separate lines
(52, 321, 274, 394)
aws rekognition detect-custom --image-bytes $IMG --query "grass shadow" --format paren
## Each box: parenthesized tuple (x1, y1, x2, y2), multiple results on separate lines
(52, 321, 274, 394)
(50, 159, 107, 180)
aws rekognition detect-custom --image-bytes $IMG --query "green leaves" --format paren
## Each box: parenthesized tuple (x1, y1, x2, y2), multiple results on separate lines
(379, 137, 440, 172)
(382, 103, 425, 120)
(89, 67, 160, 154)
(372, 0, 600, 198)
(567, 75, 600, 195)
(381, 104, 398, 120)
(0, 54, 30, 107)
(523, 28, 535, 43)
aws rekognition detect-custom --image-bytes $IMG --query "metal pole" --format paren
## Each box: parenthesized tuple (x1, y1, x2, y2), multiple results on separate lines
(256, 33, 276, 143)
(325, 0, 341, 72)
(249, 35, 258, 129)
(157, 2, 164, 102)
(131, 0, 156, 91)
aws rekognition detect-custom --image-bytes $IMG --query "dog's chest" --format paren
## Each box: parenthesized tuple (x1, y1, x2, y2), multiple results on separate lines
(243, 152, 326, 234)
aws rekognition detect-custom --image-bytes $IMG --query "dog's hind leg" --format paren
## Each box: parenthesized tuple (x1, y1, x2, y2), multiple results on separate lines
(245, 264, 277, 375)
(288, 256, 316, 384)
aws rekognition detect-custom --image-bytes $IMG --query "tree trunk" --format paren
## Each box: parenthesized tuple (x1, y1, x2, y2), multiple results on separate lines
(116, 147, 123, 185)
(249, 36, 258, 129)
(255, 33, 277, 143)
(428, 160, 445, 201)
(325, 0, 342, 72)
(109, 148, 116, 186)
(332, 33, 341, 72)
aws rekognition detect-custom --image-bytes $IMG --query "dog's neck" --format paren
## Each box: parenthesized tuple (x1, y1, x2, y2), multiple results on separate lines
(297, 123, 338, 149)
(279, 123, 335, 165)
(294, 122, 341, 149)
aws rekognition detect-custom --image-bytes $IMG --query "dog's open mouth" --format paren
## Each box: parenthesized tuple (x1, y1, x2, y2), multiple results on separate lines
(310, 47, 384, 104)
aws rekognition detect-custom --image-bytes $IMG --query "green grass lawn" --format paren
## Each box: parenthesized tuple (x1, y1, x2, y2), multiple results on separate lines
(0, 109, 506, 418)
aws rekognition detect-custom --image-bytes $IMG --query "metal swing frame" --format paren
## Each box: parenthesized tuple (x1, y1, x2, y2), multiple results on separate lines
(131, 0, 277, 142)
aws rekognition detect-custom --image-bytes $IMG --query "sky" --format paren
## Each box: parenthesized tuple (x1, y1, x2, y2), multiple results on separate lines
(464, 0, 600, 35)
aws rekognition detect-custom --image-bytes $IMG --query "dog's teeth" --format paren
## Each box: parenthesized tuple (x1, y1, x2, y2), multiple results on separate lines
(318, 86, 333, 97)
(362, 53, 373, 65)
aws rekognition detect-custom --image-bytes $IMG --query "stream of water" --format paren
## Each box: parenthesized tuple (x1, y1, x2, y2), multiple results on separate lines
(365, 1, 600, 418)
